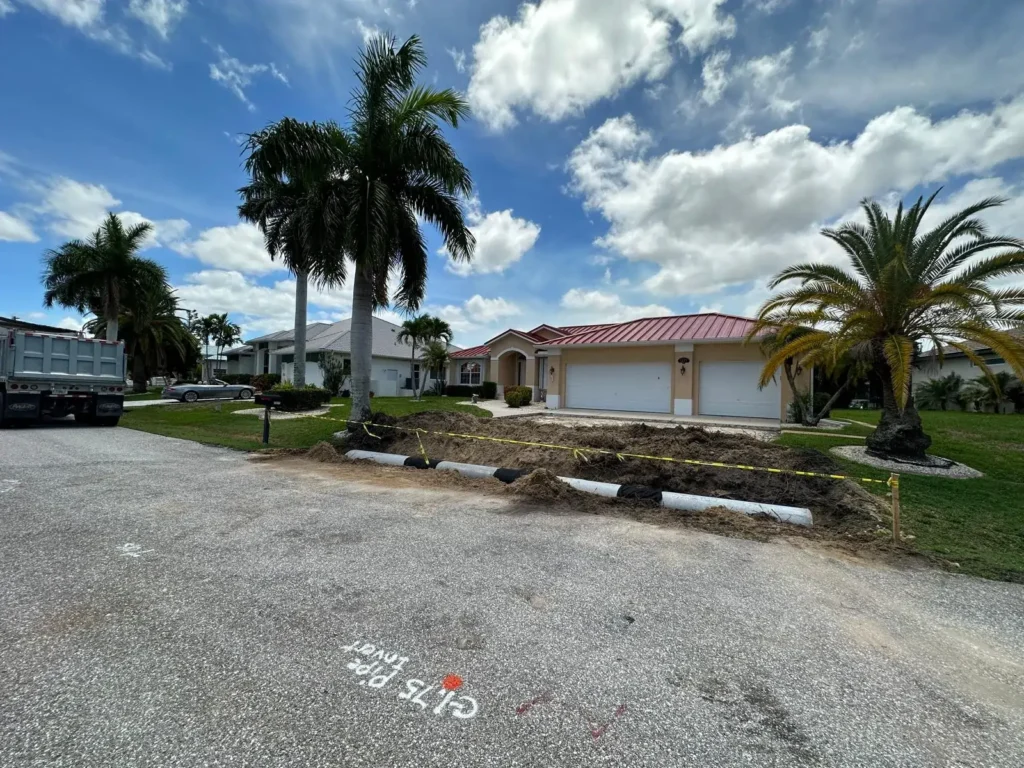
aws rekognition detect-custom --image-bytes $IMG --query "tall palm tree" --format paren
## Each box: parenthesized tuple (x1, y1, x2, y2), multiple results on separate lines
(965, 371, 1022, 413)
(750, 191, 1024, 459)
(417, 316, 454, 398)
(210, 314, 241, 380)
(86, 287, 199, 392)
(239, 118, 348, 388)
(396, 314, 432, 400)
(42, 213, 166, 341)
(194, 315, 218, 380)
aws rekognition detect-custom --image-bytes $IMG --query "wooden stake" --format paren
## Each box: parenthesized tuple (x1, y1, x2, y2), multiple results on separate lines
(889, 473, 901, 543)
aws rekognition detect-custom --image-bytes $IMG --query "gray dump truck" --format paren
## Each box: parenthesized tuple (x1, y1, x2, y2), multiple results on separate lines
(0, 321, 127, 427)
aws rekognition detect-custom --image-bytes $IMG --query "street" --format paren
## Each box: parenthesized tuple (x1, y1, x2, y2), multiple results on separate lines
(1, 426, 1023, 767)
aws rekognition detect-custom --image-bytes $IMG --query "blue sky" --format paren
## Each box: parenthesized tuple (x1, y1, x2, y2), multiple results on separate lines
(1, 0, 1023, 347)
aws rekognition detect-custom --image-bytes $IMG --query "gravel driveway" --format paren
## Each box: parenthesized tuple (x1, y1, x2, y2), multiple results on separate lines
(2, 425, 1022, 766)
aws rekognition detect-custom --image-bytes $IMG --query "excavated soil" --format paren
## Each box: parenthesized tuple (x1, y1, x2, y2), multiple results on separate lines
(336, 411, 889, 533)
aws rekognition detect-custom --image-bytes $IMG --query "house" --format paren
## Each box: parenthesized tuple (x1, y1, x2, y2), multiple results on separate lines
(238, 316, 458, 396)
(449, 313, 808, 421)
(915, 328, 1023, 386)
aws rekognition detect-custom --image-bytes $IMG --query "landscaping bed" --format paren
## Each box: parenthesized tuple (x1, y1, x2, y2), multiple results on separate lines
(342, 411, 887, 530)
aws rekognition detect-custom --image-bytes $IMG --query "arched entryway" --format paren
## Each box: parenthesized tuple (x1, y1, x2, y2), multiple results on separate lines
(492, 348, 535, 400)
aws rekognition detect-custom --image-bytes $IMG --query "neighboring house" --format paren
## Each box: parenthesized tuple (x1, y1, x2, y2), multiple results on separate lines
(245, 322, 334, 377)
(0, 316, 81, 335)
(449, 313, 808, 421)
(224, 345, 254, 375)
(243, 316, 460, 396)
(915, 329, 1023, 386)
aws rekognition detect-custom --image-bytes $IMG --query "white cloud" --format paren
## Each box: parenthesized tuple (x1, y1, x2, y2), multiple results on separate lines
(127, 0, 187, 38)
(354, 18, 380, 44)
(463, 295, 521, 323)
(467, 0, 736, 130)
(0, 210, 37, 242)
(15, 0, 170, 68)
(740, 45, 798, 116)
(559, 288, 672, 323)
(699, 49, 730, 105)
(172, 223, 283, 275)
(747, 0, 790, 13)
(209, 45, 288, 111)
(33, 177, 187, 247)
(428, 295, 521, 345)
(447, 47, 466, 74)
(0, 0, 16, 17)
(444, 197, 541, 276)
(808, 26, 829, 56)
(568, 97, 1024, 297)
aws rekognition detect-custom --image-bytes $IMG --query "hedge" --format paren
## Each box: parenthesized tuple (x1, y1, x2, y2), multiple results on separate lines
(271, 386, 331, 412)
(445, 384, 481, 397)
(251, 373, 282, 392)
(220, 374, 253, 385)
(481, 381, 498, 400)
(504, 385, 533, 408)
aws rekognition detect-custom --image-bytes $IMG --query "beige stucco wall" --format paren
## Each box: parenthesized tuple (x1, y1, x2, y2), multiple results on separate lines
(488, 335, 535, 361)
(448, 357, 489, 385)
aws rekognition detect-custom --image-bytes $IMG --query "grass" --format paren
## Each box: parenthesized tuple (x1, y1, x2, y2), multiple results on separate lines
(119, 396, 491, 452)
(781, 408, 1024, 582)
(125, 387, 165, 401)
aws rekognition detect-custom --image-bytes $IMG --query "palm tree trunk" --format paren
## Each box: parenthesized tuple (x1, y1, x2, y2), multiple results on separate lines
(131, 348, 148, 394)
(105, 288, 119, 342)
(293, 268, 308, 388)
(805, 377, 851, 427)
(350, 261, 375, 424)
(782, 359, 807, 425)
(865, 360, 932, 459)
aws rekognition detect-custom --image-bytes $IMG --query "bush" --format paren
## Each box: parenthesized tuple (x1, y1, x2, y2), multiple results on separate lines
(220, 374, 253, 385)
(251, 373, 282, 392)
(318, 352, 348, 396)
(481, 381, 498, 400)
(270, 386, 330, 412)
(445, 384, 481, 397)
(812, 391, 833, 418)
(504, 385, 533, 408)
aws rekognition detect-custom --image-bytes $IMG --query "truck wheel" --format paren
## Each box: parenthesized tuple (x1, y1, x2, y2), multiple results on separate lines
(184, 391, 199, 403)
(238, 388, 253, 400)
(74, 413, 95, 425)
(0, 394, 5, 428)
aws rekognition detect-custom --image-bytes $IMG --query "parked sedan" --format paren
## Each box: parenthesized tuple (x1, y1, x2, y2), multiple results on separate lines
(161, 380, 254, 403)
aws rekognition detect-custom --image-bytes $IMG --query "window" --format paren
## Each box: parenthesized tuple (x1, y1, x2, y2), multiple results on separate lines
(460, 362, 481, 385)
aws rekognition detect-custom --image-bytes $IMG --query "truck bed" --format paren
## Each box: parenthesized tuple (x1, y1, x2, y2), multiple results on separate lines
(1, 330, 125, 385)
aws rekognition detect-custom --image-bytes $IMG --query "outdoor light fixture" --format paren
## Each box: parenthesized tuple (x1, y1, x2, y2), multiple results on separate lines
(677, 356, 690, 374)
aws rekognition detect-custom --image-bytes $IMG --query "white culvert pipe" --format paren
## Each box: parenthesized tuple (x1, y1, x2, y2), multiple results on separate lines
(346, 450, 411, 467)
(435, 461, 501, 479)
(661, 491, 812, 527)
(556, 477, 623, 498)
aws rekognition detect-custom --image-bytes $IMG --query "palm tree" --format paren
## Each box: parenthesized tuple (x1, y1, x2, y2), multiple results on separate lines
(42, 213, 166, 341)
(210, 314, 241, 380)
(750, 191, 1024, 459)
(965, 372, 1021, 413)
(417, 316, 454, 398)
(239, 118, 348, 388)
(194, 315, 218, 380)
(86, 287, 199, 392)
(396, 314, 432, 400)
(915, 372, 966, 411)
(422, 340, 452, 395)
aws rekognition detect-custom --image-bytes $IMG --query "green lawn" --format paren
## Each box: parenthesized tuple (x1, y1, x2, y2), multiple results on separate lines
(119, 396, 490, 452)
(781, 408, 1024, 582)
(124, 387, 165, 401)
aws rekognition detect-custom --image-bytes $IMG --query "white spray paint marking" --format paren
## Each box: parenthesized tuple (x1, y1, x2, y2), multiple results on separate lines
(119, 543, 155, 558)
(0, 479, 20, 494)
(342, 640, 480, 720)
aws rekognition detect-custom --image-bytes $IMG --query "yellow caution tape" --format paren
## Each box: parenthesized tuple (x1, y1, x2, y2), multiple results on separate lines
(307, 415, 893, 486)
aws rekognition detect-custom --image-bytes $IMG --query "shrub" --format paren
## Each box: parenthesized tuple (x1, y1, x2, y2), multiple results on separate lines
(251, 373, 282, 392)
(273, 380, 295, 391)
(481, 381, 498, 399)
(445, 384, 481, 397)
(812, 391, 833, 418)
(271, 386, 331, 412)
(504, 385, 533, 408)
(220, 374, 253, 385)
(318, 352, 348, 396)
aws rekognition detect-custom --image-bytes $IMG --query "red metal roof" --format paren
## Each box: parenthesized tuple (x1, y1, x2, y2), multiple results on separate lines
(451, 344, 491, 359)
(546, 313, 758, 346)
(553, 323, 617, 336)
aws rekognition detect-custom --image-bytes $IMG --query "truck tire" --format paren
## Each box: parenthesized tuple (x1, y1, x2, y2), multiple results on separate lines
(74, 413, 95, 425)
(0, 393, 5, 428)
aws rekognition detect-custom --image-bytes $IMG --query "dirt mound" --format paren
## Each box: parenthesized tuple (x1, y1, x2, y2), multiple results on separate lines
(504, 468, 583, 503)
(342, 411, 401, 451)
(306, 441, 342, 463)
(384, 411, 886, 528)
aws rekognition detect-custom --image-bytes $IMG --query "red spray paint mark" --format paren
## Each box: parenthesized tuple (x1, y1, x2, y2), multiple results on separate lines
(590, 704, 627, 740)
(515, 692, 552, 716)
(442, 675, 463, 692)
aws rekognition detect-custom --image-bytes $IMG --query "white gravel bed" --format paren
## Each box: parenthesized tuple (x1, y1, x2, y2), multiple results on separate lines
(831, 445, 983, 478)
(232, 406, 333, 420)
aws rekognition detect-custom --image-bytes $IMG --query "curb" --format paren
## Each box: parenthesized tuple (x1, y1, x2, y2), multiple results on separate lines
(344, 450, 813, 527)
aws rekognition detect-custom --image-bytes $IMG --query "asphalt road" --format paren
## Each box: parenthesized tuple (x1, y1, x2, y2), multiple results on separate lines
(2, 425, 1023, 767)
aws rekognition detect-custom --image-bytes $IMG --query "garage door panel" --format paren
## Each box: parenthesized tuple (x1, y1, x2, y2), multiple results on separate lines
(566, 363, 671, 413)
(698, 361, 780, 419)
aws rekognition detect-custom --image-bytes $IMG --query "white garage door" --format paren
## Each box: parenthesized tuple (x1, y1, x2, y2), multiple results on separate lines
(698, 361, 780, 419)
(565, 363, 672, 413)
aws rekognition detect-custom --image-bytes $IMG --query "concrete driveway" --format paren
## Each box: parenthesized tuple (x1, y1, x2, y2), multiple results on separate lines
(2, 426, 1023, 767)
